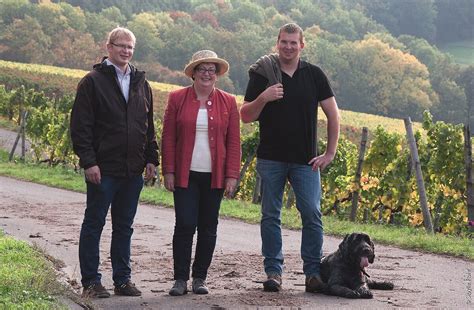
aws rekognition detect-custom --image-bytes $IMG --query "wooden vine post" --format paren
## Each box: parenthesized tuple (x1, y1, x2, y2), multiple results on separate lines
(252, 175, 262, 204)
(9, 110, 28, 162)
(404, 117, 434, 234)
(232, 146, 257, 199)
(463, 125, 474, 232)
(350, 127, 368, 221)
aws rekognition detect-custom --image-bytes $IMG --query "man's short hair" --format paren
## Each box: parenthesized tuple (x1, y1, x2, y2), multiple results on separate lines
(278, 23, 304, 44)
(107, 27, 136, 45)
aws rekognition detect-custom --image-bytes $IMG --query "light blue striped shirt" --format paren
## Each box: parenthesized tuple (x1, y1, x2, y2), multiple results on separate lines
(105, 59, 131, 103)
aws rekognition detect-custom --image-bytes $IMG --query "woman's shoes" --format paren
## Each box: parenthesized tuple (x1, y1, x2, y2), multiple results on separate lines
(169, 278, 209, 296)
(192, 278, 209, 294)
(169, 280, 187, 296)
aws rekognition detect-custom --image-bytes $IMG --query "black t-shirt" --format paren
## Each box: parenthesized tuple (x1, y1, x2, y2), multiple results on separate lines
(244, 60, 334, 164)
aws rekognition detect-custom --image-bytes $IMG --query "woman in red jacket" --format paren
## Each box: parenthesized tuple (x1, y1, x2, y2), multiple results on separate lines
(161, 50, 241, 296)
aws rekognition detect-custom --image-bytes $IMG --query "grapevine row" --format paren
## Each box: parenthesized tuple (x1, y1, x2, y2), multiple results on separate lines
(0, 85, 470, 235)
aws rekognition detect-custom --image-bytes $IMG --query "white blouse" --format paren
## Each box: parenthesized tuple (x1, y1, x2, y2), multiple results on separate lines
(190, 108, 212, 172)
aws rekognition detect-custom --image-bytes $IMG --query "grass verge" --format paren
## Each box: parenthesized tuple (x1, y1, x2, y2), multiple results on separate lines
(0, 117, 18, 131)
(0, 150, 473, 260)
(0, 230, 67, 309)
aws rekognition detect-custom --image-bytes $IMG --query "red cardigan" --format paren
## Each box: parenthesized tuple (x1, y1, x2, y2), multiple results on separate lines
(161, 86, 241, 189)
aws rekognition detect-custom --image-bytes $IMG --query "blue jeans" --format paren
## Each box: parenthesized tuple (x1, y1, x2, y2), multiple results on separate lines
(172, 171, 224, 281)
(79, 175, 144, 287)
(256, 158, 323, 277)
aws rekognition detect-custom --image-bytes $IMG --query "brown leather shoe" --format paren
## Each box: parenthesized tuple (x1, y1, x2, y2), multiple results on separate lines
(114, 281, 142, 296)
(263, 274, 282, 292)
(305, 275, 326, 293)
(82, 283, 110, 298)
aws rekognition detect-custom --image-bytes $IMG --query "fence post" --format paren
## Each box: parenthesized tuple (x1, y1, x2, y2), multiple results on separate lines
(20, 110, 28, 161)
(404, 117, 434, 234)
(363, 209, 369, 223)
(463, 125, 474, 232)
(232, 147, 257, 199)
(252, 174, 262, 204)
(9, 110, 28, 162)
(350, 127, 368, 221)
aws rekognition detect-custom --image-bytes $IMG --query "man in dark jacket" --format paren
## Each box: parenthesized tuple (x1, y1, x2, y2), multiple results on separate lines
(70, 27, 159, 298)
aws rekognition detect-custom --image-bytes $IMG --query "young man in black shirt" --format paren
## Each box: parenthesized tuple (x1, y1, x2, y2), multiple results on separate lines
(241, 23, 340, 293)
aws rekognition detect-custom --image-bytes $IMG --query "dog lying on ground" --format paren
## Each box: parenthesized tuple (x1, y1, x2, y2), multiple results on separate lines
(320, 232, 394, 298)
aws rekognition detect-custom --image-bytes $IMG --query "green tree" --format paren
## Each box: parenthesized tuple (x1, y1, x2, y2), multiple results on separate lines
(457, 66, 474, 129)
(1, 15, 52, 64)
(84, 10, 118, 43)
(435, 0, 474, 43)
(304, 29, 347, 92)
(218, 0, 265, 31)
(0, 0, 32, 25)
(399, 35, 468, 125)
(59, 2, 87, 32)
(31, 3, 70, 37)
(63, 0, 191, 15)
(338, 37, 438, 119)
(398, 35, 446, 71)
(357, 0, 437, 42)
(100, 6, 127, 26)
(127, 12, 167, 61)
(210, 22, 273, 92)
(320, 7, 385, 40)
(51, 29, 101, 69)
(156, 16, 205, 70)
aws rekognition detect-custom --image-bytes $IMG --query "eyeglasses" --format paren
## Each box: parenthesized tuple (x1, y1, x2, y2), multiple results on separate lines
(195, 67, 217, 75)
(111, 43, 135, 51)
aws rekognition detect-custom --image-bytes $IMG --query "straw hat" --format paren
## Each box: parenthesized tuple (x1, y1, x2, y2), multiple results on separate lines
(184, 50, 229, 78)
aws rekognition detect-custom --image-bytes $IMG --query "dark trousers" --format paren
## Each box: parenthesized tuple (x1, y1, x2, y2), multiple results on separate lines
(79, 175, 144, 287)
(173, 171, 224, 281)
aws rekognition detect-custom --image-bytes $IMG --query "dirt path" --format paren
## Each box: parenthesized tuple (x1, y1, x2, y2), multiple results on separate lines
(0, 176, 472, 309)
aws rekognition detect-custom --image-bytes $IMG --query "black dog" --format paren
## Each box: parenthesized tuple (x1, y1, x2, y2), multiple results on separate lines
(320, 232, 394, 298)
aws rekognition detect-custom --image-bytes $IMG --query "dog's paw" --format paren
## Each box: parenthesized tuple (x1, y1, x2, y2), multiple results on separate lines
(369, 280, 395, 290)
(355, 286, 373, 299)
(344, 290, 361, 299)
(382, 282, 394, 290)
(360, 290, 373, 299)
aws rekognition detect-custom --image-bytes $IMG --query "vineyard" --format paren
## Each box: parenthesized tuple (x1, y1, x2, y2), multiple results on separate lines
(0, 61, 471, 236)
(0, 60, 423, 136)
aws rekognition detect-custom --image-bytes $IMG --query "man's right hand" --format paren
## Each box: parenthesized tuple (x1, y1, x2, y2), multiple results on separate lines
(241, 83, 284, 123)
(261, 83, 284, 103)
(85, 165, 101, 184)
(164, 173, 175, 191)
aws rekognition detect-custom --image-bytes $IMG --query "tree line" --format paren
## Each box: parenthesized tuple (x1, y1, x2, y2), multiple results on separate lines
(1, 0, 473, 125)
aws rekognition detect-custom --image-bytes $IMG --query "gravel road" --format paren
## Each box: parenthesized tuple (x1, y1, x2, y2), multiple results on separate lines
(0, 176, 472, 309)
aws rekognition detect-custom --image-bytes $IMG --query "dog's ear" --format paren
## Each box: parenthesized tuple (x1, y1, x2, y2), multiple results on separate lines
(338, 234, 351, 258)
(369, 238, 375, 263)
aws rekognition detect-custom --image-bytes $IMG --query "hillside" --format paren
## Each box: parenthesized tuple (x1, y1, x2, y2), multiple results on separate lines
(1, 0, 471, 127)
